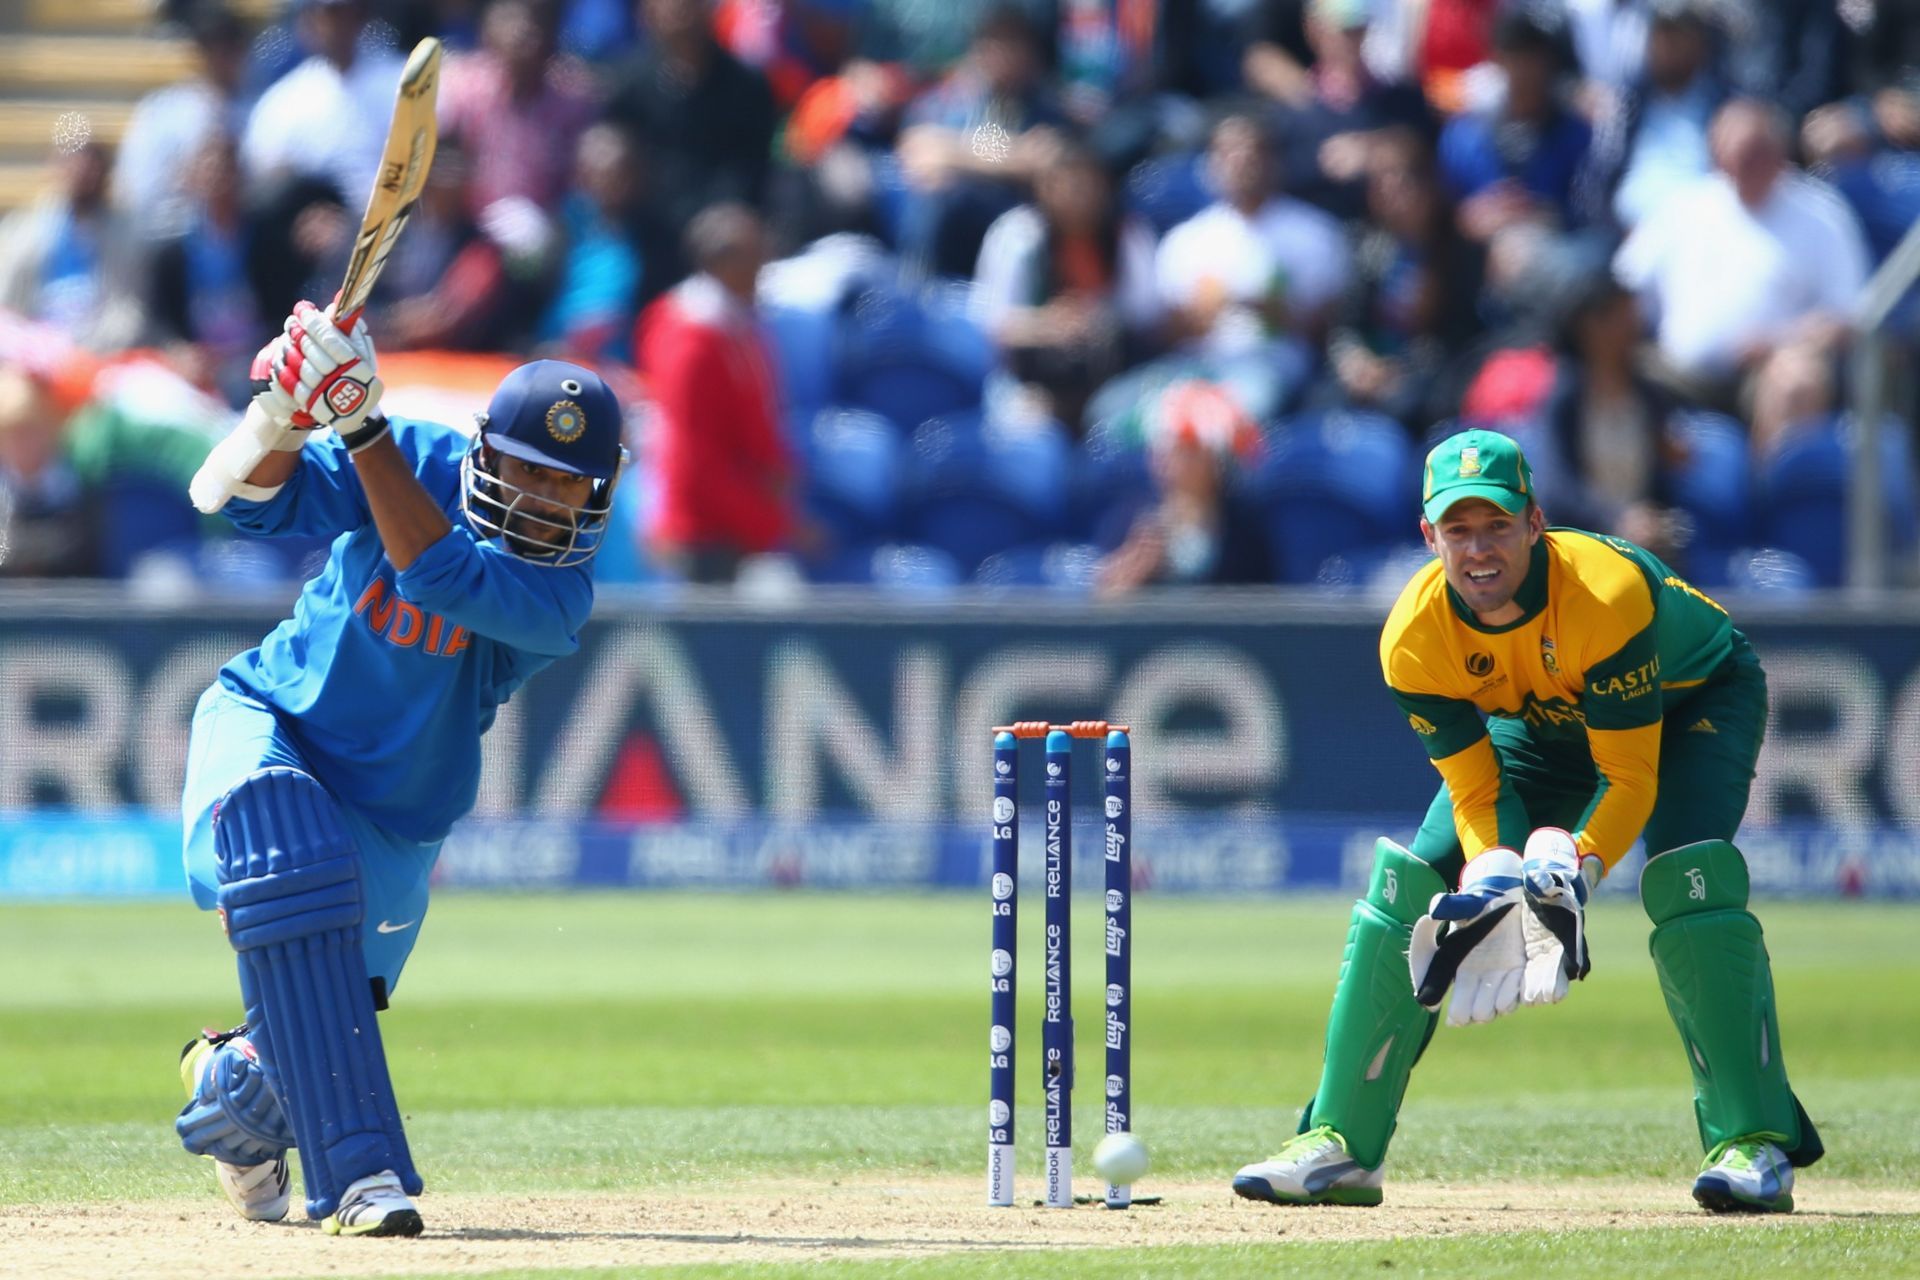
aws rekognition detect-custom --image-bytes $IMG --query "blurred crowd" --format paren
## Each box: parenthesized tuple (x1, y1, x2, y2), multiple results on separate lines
(3, 0, 1920, 593)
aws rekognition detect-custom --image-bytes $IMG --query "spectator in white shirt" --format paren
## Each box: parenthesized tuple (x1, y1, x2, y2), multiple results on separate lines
(240, 0, 404, 207)
(1155, 113, 1351, 360)
(972, 139, 1161, 432)
(1613, 98, 1867, 452)
(113, 1, 253, 242)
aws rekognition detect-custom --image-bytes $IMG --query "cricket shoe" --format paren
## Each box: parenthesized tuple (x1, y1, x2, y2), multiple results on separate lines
(178, 1028, 292, 1223)
(1693, 1136, 1794, 1214)
(1231, 1125, 1384, 1206)
(324, 1169, 424, 1237)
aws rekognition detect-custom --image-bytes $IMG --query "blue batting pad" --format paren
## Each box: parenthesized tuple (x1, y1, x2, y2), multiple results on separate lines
(176, 1034, 295, 1165)
(213, 768, 422, 1220)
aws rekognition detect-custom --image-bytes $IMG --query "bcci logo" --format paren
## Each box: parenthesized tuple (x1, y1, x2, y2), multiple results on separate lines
(1466, 652, 1495, 677)
(546, 399, 587, 443)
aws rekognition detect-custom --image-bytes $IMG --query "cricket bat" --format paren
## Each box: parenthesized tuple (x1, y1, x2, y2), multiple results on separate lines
(190, 37, 443, 514)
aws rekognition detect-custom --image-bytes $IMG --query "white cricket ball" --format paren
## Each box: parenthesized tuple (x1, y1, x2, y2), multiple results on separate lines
(1091, 1132, 1150, 1185)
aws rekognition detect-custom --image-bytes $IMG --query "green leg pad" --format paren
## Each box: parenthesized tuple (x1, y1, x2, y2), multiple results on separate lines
(1303, 840, 1446, 1171)
(1643, 841, 1821, 1165)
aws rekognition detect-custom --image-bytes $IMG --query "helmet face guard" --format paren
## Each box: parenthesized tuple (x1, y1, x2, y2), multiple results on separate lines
(459, 435, 627, 569)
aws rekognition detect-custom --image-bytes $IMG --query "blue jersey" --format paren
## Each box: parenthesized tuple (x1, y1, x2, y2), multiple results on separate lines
(218, 418, 594, 842)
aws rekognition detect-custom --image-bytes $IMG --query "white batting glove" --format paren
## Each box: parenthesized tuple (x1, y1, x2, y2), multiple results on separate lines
(272, 300, 383, 436)
(246, 333, 310, 450)
(1519, 827, 1602, 1006)
(1409, 847, 1527, 1026)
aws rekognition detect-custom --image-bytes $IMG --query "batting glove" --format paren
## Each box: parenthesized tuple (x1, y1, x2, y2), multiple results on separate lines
(1409, 848, 1527, 1026)
(247, 334, 311, 450)
(272, 301, 385, 442)
(1518, 827, 1602, 1006)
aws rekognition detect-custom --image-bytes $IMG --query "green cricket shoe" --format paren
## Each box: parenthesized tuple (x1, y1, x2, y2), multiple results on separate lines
(1693, 1136, 1794, 1214)
(1232, 1125, 1384, 1206)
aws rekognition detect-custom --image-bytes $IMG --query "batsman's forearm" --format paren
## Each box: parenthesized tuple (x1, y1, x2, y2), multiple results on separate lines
(246, 448, 300, 491)
(351, 429, 451, 571)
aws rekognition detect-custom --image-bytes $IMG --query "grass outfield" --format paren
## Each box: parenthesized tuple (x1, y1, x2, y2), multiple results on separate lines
(1, 892, 1916, 1277)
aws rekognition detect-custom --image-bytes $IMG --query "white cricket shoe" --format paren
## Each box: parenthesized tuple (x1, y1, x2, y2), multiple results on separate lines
(1693, 1137, 1795, 1214)
(178, 1031, 292, 1223)
(1232, 1125, 1384, 1206)
(324, 1169, 424, 1237)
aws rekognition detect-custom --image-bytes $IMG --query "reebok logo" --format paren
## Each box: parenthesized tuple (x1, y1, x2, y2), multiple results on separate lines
(1688, 718, 1717, 734)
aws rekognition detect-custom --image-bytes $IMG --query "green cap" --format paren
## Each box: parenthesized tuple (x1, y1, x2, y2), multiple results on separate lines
(1421, 428, 1534, 524)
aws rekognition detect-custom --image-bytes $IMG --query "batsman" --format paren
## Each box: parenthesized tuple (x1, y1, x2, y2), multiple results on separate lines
(171, 302, 626, 1235)
(1233, 428, 1822, 1214)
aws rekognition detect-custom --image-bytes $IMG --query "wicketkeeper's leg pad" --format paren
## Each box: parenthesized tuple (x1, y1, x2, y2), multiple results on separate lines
(1299, 839, 1447, 1171)
(213, 768, 422, 1219)
(1642, 840, 1823, 1167)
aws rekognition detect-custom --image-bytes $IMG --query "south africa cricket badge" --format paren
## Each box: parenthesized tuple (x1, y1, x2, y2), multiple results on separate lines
(1542, 637, 1559, 676)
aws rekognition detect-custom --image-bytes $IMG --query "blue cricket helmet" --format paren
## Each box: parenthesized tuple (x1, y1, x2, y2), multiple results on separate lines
(461, 359, 630, 567)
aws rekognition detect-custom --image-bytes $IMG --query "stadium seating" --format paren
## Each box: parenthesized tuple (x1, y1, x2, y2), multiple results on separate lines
(802, 408, 903, 548)
(1667, 411, 1754, 587)
(898, 412, 1070, 574)
(836, 288, 993, 429)
(1250, 409, 1419, 584)
(98, 473, 201, 579)
(1757, 414, 1918, 587)
(1122, 151, 1214, 233)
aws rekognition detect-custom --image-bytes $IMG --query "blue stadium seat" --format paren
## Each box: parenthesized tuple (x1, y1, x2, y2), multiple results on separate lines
(1123, 151, 1213, 233)
(1723, 547, 1817, 595)
(1251, 409, 1418, 584)
(99, 473, 202, 579)
(803, 408, 903, 546)
(1668, 411, 1754, 571)
(1758, 414, 1918, 587)
(761, 305, 840, 416)
(974, 542, 1100, 593)
(837, 288, 991, 428)
(870, 542, 964, 593)
(1068, 428, 1156, 542)
(899, 415, 1070, 574)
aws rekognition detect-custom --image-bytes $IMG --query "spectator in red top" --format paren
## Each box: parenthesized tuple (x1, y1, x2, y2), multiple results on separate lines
(637, 202, 793, 582)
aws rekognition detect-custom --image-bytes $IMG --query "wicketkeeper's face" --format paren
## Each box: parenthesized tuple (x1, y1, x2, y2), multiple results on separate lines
(1422, 498, 1543, 619)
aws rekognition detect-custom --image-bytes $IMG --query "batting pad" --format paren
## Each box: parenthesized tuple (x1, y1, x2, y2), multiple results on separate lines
(177, 1036, 295, 1165)
(1301, 839, 1446, 1171)
(1643, 841, 1822, 1166)
(213, 768, 423, 1219)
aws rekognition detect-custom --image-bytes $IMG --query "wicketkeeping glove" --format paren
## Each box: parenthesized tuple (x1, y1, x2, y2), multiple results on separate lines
(1409, 847, 1527, 1026)
(1518, 827, 1602, 1006)
(272, 300, 385, 442)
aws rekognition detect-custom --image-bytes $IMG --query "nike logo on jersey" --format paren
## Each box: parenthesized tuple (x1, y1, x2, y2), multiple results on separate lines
(354, 577, 469, 656)
(375, 919, 417, 934)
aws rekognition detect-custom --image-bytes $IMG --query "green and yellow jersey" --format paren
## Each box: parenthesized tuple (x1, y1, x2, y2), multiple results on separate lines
(1381, 528, 1742, 870)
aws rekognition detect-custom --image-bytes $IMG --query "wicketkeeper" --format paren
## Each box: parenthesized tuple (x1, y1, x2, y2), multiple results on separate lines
(173, 302, 626, 1235)
(1233, 428, 1822, 1213)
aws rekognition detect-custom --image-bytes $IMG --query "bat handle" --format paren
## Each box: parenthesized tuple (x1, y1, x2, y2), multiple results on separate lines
(286, 296, 366, 429)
